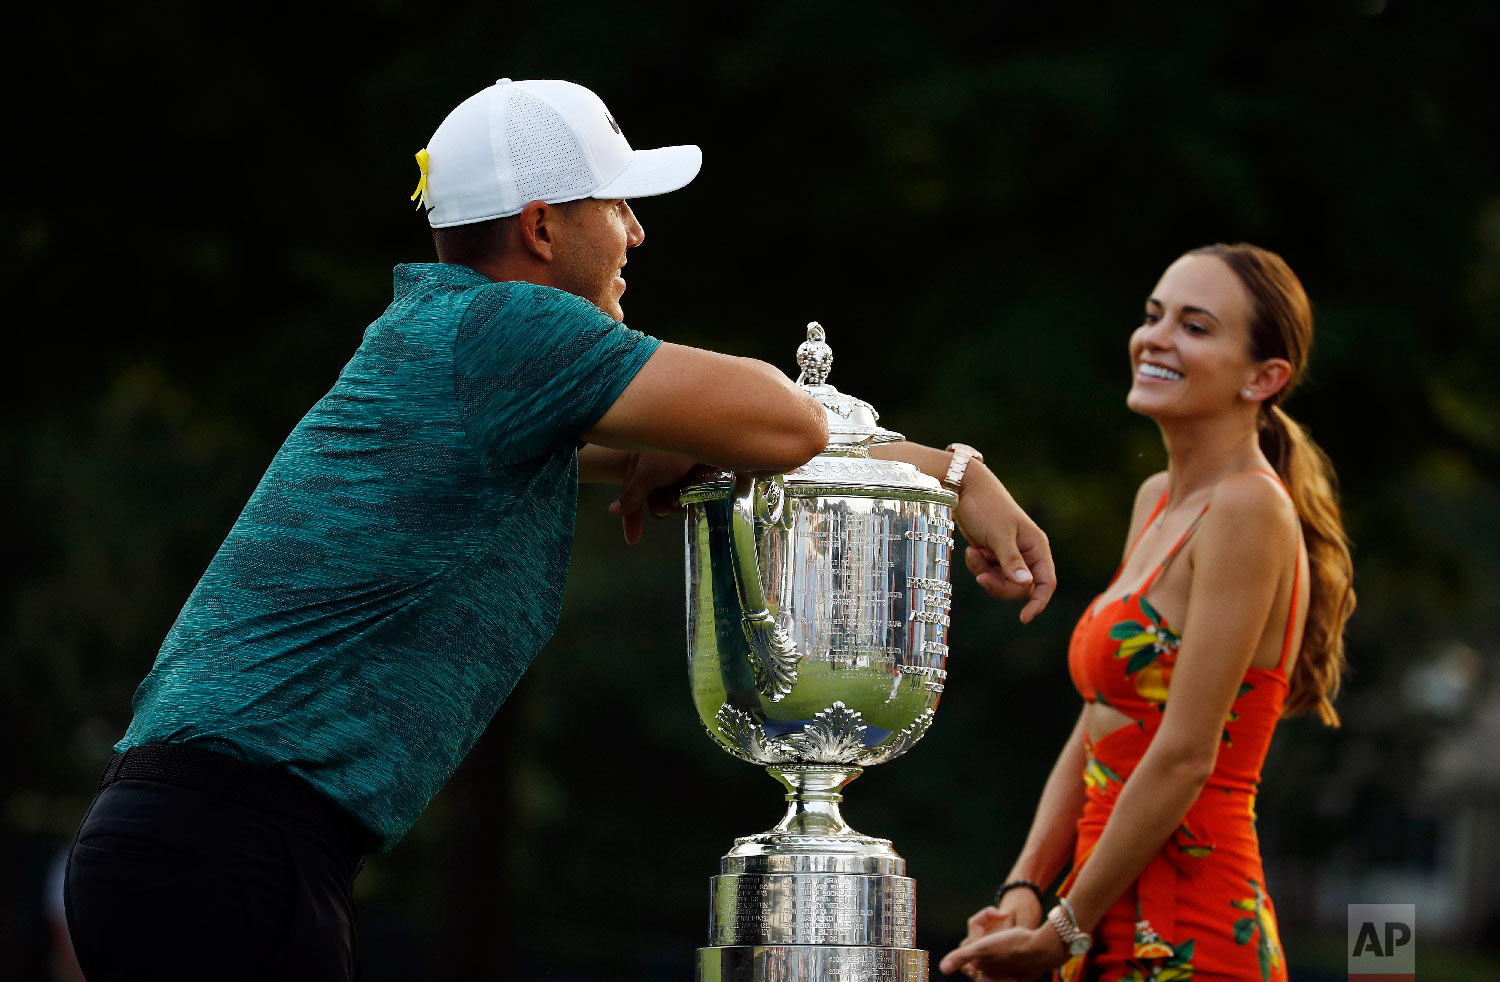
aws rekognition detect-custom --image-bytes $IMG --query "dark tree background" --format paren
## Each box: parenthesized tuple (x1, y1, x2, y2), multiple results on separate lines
(4, 1, 1498, 979)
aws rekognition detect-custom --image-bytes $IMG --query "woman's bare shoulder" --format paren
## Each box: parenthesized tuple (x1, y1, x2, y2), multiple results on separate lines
(1211, 470, 1297, 521)
(1200, 471, 1300, 556)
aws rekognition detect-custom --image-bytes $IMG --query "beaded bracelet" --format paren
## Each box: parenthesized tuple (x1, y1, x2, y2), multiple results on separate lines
(993, 878, 1046, 910)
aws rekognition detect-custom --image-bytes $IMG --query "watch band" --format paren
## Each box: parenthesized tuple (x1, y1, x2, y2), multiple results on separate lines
(942, 443, 984, 492)
(1047, 901, 1093, 956)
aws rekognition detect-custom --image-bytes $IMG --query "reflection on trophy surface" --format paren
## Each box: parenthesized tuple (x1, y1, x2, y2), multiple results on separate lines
(683, 323, 956, 981)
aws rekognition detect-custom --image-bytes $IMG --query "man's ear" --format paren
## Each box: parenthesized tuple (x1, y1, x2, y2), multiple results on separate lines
(1244, 358, 1292, 404)
(517, 200, 555, 262)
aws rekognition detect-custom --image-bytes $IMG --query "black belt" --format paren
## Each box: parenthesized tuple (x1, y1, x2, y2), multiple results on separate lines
(99, 743, 378, 856)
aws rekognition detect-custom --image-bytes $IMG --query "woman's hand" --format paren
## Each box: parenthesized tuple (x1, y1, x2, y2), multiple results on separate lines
(938, 923, 1069, 981)
(867, 444, 1056, 620)
(994, 887, 1045, 931)
(949, 892, 1044, 981)
(960, 905, 1012, 949)
(958, 889, 1046, 950)
(954, 464, 1056, 623)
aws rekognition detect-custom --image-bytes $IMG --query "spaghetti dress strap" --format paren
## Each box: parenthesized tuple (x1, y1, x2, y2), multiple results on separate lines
(1137, 501, 1212, 595)
(1275, 534, 1307, 673)
(1111, 491, 1169, 582)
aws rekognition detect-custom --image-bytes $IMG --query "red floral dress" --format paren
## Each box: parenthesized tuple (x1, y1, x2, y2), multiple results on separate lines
(1059, 477, 1302, 982)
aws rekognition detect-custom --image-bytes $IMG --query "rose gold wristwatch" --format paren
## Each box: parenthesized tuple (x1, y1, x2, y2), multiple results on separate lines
(1047, 899, 1093, 957)
(942, 443, 984, 493)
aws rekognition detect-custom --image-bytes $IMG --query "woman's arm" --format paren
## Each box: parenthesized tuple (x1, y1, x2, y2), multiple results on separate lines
(1006, 709, 1089, 894)
(1061, 473, 1297, 930)
(987, 473, 1164, 920)
(952, 711, 1087, 965)
(871, 441, 1055, 622)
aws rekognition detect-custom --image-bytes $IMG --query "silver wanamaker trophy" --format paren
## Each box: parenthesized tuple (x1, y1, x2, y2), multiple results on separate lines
(682, 323, 956, 981)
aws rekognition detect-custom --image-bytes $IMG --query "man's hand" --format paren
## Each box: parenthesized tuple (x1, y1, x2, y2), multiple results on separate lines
(938, 924, 1068, 981)
(607, 452, 712, 544)
(954, 465, 1056, 623)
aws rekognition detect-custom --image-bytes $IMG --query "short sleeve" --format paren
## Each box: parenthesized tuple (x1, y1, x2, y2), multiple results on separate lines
(453, 282, 661, 468)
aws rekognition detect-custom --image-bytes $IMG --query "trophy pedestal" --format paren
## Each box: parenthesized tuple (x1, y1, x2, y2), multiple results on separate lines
(695, 767, 929, 982)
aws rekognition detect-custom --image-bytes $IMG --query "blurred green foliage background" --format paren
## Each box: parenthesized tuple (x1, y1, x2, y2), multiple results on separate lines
(4, 0, 1498, 979)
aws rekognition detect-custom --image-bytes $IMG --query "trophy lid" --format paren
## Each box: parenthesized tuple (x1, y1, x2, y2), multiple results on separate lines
(679, 322, 952, 502)
(794, 322, 904, 452)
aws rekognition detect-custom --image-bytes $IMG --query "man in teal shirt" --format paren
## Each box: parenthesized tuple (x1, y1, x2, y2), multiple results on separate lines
(65, 79, 1055, 979)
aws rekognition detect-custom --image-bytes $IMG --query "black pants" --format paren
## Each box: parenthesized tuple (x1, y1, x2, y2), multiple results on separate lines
(65, 749, 369, 981)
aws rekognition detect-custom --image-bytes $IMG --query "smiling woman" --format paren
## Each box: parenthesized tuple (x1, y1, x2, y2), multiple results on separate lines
(1127, 253, 1269, 422)
(940, 243, 1356, 982)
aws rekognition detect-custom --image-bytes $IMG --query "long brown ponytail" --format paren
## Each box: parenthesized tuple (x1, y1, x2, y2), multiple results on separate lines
(1189, 243, 1356, 726)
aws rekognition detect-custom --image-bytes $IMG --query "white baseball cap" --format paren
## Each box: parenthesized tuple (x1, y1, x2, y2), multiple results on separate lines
(411, 78, 703, 228)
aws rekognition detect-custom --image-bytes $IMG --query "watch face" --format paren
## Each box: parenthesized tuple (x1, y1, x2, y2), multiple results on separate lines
(1068, 936, 1092, 956)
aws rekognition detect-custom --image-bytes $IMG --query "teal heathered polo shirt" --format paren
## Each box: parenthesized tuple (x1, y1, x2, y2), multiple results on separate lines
(120, 263, 660, 849)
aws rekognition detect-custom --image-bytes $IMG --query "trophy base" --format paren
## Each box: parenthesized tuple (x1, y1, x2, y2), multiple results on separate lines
(696, 944, 928, 981)
(697, 767, 928, 981)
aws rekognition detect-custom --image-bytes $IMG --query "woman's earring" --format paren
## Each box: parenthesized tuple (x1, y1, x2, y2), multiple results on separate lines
(1242, 389, 1254, 399)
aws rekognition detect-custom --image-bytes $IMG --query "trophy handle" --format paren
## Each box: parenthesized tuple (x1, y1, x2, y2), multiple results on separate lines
(729, 474, 799, 699)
